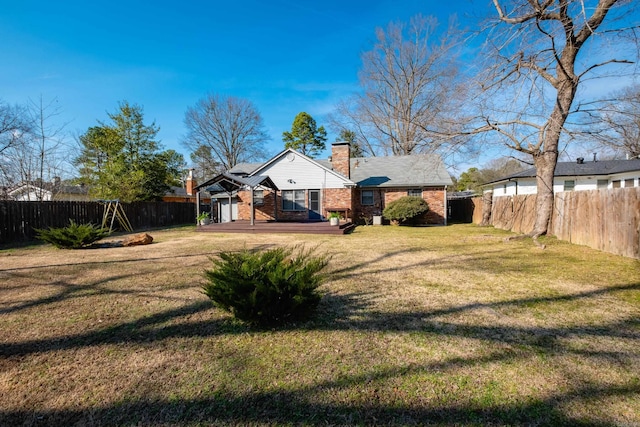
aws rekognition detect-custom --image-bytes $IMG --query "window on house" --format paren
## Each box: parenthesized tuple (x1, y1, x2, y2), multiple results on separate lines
(625, 178, 634, 188)
(253, 190, 264, 206)
(361, 190, 374, 206)
(563, 180, 575, 191)
(612, 180, 621, 188)
(597, 179, 608, 190)
(407, 188, 422, 197)
(282, 190, 305, 211)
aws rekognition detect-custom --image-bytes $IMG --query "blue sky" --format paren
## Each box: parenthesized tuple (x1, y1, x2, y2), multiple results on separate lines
(0, 0, 488, 168)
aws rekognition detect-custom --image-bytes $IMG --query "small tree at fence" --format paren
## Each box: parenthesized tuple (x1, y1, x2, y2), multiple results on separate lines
(203, 246, 330, 327)
(383, 196, 429, 225)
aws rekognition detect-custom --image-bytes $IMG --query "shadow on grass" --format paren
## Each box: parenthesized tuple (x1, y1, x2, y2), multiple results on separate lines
(0, 252, 219, 273)
(2, 378, 638, 426)
(2, 284, 639, 425)
(3, 284, 638, 357)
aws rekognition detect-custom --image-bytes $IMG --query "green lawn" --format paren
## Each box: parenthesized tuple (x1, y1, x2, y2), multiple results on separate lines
(1, 224, 639, 426)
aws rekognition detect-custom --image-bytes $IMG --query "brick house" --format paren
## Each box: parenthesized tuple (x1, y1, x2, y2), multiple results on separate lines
(195, 142, 452, 225)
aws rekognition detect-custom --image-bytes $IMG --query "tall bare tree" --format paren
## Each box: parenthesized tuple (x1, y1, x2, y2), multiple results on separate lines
(0, 97, 71, 198)
(0, 100, 31, 155)
(330, 14, 466, 157)
(589, 83, 640, 158)
(477, 0, 639, 237)
(183, 94, 269, 170)
(28, 97, 69, 200)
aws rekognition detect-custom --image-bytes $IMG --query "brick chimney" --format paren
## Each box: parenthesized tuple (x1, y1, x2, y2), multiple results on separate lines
(331, 142, 350, 178)
(186, 169, 196, 196)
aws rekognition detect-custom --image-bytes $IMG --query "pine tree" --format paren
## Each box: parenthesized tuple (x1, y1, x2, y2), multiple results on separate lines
(282, 112, 327, 158)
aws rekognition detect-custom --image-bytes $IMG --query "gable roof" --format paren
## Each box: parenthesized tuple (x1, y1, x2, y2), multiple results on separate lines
(485, 159, 640, 185)
(226, 150, 451, 188)
(246, 148, 356, 186)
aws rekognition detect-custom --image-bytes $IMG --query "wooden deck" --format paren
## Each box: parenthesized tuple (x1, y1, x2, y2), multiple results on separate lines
(197, 220, 356, 235)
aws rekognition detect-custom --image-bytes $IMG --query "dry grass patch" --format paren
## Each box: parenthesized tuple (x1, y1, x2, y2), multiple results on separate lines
(1, 224, 639, 426)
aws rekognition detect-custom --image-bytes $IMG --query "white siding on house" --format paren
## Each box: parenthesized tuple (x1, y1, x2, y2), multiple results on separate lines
(489, 174, 639, 196)
(611, 171, 639, 187)
(486, 180, 536, 196)
(9, 186, 52, 201)
(554, 177, 598, 192)
(256, 151, 351, 190)
(484, 160, 640, 196)
(515, 179, 537, 195)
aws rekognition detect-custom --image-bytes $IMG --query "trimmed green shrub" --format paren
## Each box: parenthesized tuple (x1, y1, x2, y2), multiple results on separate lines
(203, 246, 330, 326)
(35, 220, 110, 249)
(382, 196, 430, 225)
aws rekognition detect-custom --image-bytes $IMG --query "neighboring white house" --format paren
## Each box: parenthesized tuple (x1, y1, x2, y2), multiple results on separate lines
(8, 183, 53, 201)
(6, 179, 90, 201)
(483, 158, 640, 196)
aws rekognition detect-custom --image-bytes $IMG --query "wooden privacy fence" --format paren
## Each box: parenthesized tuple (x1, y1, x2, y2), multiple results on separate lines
(552, 188, 640, 259)
(473, 188, 640, 259)
(0, 201, 196, 244)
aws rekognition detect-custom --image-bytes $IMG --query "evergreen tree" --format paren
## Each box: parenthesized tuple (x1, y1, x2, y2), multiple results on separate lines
(190, 144, 222, 182)
(75, 101, 184, 202)
(336, 129, 364, 158)
(282, 112, 327, 158)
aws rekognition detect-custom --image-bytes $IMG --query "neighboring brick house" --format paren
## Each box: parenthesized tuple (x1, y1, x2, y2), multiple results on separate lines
(195, 142, 452, 225)
(163, 169, 211, 205)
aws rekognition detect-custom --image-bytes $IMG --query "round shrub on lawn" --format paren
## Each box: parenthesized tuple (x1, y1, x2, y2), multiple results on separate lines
(382, 196, 430, 225)
(203, 246, 330, 327)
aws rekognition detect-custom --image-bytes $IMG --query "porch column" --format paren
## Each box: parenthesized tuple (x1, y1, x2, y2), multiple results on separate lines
(274, 190, 278, 221)
(443, 186, 447, 226)
(250, 187, 255, 226)
(196, 191, 201, 224)
(228, 193, 232, 222)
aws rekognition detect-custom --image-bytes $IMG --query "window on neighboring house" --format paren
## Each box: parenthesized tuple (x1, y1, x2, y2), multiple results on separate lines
(563, 180, 575, 191)
(282, 190, 305, 211)
(407, 188, 422, 197)
(625, 178, 634, 188)
(253, 190, 264, 206)
(361, 190, 374, 206)
(612, 180, 621, 188)
(597, 179, 608, 190)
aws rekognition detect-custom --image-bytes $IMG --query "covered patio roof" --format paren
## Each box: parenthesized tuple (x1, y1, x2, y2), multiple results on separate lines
(194, 172, 279, 225)
(194, 172, 278, 193)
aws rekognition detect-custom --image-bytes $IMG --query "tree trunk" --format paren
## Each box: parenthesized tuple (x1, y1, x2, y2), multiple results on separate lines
(531, 151, 558, 237)
(480, 191, 493, 226)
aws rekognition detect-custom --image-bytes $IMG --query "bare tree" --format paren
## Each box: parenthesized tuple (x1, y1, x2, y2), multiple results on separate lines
(183, 94, 269, 170)
(0, 97, 71, 196)
(476, 0, 639, 238)
(590, 83, 640, 158)
(0, 100, 31, 155)
(330, 14, 467, 157)
(28, 97, 70, 200)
